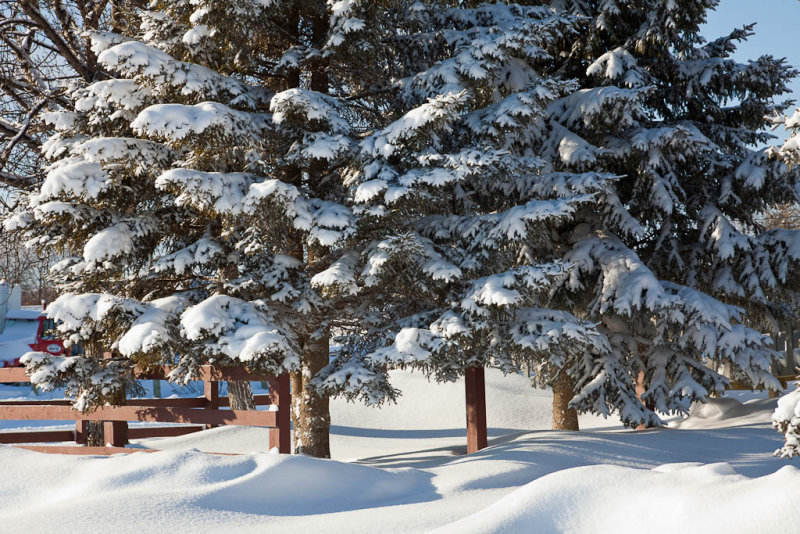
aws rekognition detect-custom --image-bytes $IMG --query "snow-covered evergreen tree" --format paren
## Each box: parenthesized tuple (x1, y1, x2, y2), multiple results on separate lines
(545, 0, 800, 426)
(8, 0, 395, 456)
(770, 97, 800, 458)
(8, 1, 303, 410)
(311, 2, 659, 429)
(773, 387, 800, 458)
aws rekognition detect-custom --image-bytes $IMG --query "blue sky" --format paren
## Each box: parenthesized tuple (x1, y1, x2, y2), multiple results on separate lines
(702, 0, 800, 144)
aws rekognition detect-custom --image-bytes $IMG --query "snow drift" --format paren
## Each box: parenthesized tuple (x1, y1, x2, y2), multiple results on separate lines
(434, 462, 800, 534)
(0, 446, 434, 532)
(3, 445, 798, 534)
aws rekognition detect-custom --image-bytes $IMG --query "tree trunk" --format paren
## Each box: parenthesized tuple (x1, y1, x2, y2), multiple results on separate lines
(552, 372, 579, 430)
(86, 421, 104, 446)
(228, 381, 256, 411)
(285, 2, 332, 459)
(635, 341, 658, 429)
(635, 370, 657, 429)
(291, 330, 331, 457)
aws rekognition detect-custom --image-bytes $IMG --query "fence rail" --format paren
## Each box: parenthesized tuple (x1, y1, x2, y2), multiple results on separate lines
(0, 365, 290, 454)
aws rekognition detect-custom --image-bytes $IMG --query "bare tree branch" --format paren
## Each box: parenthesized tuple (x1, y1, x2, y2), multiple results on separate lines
(17, 0, 92, 81)
(0, 0, 121, 190)
(0, 97, 46, 162)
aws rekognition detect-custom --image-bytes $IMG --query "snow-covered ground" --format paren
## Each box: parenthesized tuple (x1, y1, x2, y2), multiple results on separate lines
(0, 370, 798, 533)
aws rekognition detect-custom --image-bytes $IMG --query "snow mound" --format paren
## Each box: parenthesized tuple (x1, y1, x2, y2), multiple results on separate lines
(434, 462, 800, 534)
(774, 388, 800, 424)
(0, 446, 433, 532)
(670, 397, 776, 429)
(137, 425, 273, 454)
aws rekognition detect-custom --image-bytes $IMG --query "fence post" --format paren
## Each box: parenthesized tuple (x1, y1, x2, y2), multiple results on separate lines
(75, 419, 88, 445)
(103, 421, 127, 447)
(269, 373, 291, 453)
(204, 380, 219, 430)
(465, 366, 487, 454)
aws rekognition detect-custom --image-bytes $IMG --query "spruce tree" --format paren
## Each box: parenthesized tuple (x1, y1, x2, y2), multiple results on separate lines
(10, 0, 395, 457)
(10, 1, 295, 408)
(544, 0, 800, 426)
(313, 2, 650, 429)
(770, 102, 800, 458)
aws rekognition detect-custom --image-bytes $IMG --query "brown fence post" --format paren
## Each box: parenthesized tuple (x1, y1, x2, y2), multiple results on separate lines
(269, 373, 291, 453)
(465, 366, 487, 454)
(103, 421, 127, 447)
(204, 380, 219, 430)
(278, 373, 291, 454)
(75, 419, 88, 445)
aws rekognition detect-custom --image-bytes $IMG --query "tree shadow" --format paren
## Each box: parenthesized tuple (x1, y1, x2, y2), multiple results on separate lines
(354, 426, 788, 490)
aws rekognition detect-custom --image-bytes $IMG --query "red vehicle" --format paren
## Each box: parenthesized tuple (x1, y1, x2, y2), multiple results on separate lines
(0, 309, 65, 368)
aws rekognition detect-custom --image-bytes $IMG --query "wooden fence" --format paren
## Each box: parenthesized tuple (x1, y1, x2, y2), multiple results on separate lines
(0, 366, 290, 455)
